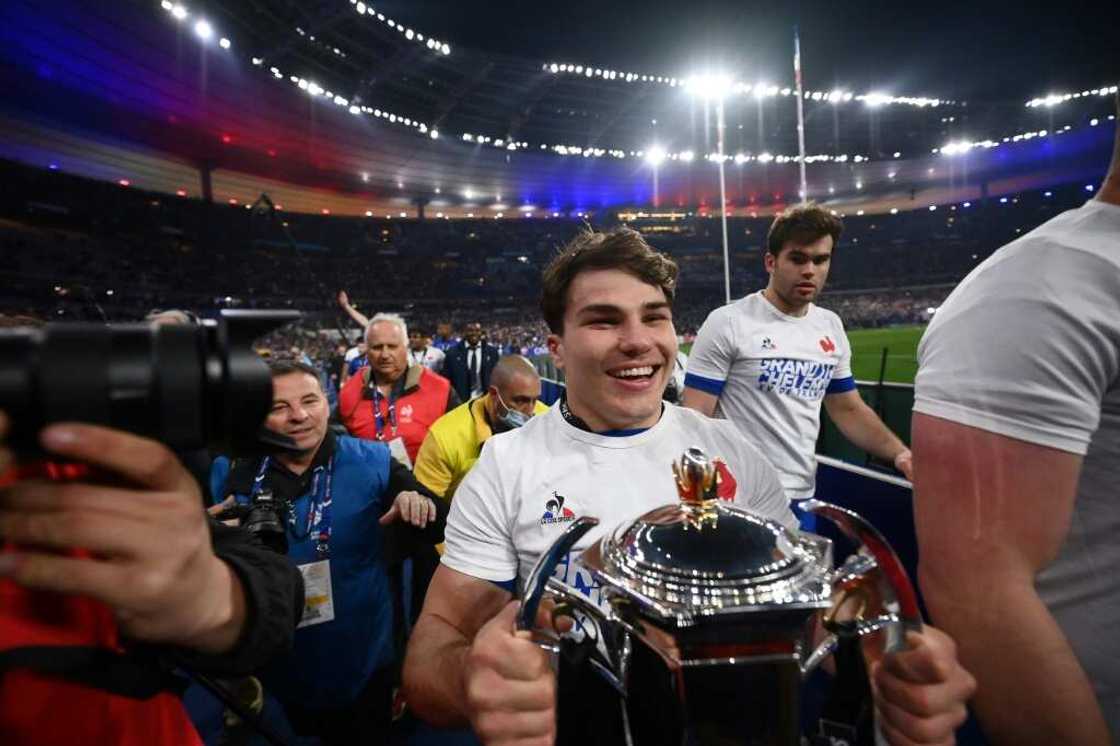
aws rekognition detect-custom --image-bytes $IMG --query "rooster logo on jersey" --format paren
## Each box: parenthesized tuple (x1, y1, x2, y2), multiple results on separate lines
(540, 491, 576, 525)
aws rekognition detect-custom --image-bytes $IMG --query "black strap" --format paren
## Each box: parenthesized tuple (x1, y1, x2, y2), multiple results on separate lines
(222, 457, 261, 497)
(0, 646, 187, 700)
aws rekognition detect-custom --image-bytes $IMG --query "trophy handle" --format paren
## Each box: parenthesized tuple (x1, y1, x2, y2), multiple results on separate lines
(799, 500, 923, 676)
(515, 516, 629, 696)
(517, 516, 600, 632)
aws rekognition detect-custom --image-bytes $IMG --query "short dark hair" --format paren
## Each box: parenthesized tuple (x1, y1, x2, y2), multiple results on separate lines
(268, 359, 322, 386)
(540, 227, 678, 334)
(766, 203, 843, 257)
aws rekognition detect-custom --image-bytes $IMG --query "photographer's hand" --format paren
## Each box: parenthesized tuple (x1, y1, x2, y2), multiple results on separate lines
(0, 420, 247, 654)
(379, 490, 437, 529)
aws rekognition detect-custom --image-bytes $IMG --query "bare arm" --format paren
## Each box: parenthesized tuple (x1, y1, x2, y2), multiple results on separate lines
(912, 412, 1110, 745)
(402, 564, 512, 727)
(824, 390, 911, 477)
(681, 386, 719, 417)
(336, 290, 369, 329)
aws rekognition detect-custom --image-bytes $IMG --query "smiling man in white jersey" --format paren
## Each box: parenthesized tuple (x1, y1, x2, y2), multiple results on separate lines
(402, 227, 974, 746)
(683, 204, 913, 520)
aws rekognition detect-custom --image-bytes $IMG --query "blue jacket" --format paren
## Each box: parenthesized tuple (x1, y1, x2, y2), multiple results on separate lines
(210, 435, 393, 708)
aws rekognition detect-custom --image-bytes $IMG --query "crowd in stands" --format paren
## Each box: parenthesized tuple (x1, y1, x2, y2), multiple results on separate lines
(0, 158, 1085, 354)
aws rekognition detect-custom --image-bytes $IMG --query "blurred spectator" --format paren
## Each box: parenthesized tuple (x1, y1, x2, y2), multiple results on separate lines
(444, 322, 499, 402)
(337, 313, 459, 466)
(431, 322, 458, 352)
(413, 356, 548, 503)
(408, 328, 446, 373)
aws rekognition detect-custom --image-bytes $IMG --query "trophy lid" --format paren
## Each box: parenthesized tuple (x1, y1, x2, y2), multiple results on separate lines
(582, 448, 832, 624)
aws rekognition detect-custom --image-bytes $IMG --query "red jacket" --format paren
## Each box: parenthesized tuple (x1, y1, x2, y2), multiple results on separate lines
(0, 464, 203, 746)
(338, 364, 453, 464)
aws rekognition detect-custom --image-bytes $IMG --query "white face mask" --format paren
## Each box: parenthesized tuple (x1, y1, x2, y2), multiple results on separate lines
(494, 390, 530, 429)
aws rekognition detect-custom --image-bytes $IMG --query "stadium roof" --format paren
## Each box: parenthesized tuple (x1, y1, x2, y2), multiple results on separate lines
(0, 0, 1113, 215)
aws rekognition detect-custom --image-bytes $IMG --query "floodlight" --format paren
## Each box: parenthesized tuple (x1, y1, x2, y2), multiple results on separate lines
(645, 146, 666, 166)
(685, 74, 733, 100)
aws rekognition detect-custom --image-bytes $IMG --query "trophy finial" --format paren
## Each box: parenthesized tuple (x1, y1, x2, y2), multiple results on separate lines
(673, 447, 719, 504)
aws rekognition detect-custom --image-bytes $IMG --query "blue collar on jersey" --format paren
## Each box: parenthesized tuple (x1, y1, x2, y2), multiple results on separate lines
(559, 394, 658, 437)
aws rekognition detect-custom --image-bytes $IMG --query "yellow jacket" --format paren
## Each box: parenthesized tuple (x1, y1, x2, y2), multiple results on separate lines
(414, 394, 550, 500)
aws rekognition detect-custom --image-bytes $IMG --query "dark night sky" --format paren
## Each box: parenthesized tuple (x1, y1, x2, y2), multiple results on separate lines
(381, 0, 1118, 104)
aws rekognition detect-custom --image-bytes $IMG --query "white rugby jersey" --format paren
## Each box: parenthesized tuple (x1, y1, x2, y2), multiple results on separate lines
(442, 403, 795, 605)
(409, 345, 446, 373)
(685, 291, 855, 500)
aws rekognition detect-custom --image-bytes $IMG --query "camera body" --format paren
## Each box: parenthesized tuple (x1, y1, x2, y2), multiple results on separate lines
(215, 490, 290, 555)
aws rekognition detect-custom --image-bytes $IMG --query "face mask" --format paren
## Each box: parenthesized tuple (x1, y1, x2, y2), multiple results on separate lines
(494, 391, 530, 429)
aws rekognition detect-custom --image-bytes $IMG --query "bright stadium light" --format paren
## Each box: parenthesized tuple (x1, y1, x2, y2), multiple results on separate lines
(645, 145, 666, 166)
(684, 74, 733, 101)
(171, 4, 188, 20)
(219, 37, 231, 49)
(864, 92, 890, 108)
(678, 150, 695, 162)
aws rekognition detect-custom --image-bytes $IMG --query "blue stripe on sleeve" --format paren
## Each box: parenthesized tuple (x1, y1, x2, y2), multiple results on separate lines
(683, 373, 727, 396)
(826, 375, 857, 394)
(490, 578, 517, 593)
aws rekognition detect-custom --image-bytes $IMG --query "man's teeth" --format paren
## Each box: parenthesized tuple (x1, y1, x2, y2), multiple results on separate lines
(612, 366, 654, 378)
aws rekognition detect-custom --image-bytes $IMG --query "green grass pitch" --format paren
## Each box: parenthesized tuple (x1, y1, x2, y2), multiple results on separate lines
(845, 325, 926, 383)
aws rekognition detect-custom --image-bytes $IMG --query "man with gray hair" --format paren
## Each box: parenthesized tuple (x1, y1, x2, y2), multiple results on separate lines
(338, 312, 459, 467)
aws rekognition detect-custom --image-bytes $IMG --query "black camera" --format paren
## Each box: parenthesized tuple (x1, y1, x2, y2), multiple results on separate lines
(0, 310, 301, 455)
(215, 490, 290, 555)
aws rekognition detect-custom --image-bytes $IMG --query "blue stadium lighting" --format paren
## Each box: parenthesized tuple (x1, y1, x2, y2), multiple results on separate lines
(1085, 184, 1095, 191)
(928, 205, 937, 211)
(963, 202, 972, 208)
(1000, 197, 1008, 203)
(1044, 191, 1052, 197)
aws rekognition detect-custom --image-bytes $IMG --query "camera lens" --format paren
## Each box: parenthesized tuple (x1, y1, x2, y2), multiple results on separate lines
(0, 310, 299, 454)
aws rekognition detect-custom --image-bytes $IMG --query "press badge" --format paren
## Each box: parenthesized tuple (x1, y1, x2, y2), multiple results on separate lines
(297, 560, 336, 628)
(387, 437, 412, 469)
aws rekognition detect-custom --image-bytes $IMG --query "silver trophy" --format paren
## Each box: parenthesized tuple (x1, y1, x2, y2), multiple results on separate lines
(517, 447, 922, 746)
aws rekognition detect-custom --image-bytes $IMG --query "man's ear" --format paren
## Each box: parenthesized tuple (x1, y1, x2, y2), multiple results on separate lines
(547, 334, 564, 370)
(763, 251, 776, 275)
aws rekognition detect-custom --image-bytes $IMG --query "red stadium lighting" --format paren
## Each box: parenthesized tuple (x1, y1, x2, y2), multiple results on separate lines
(322, 208, 331, 215)
(267, 149, 277, 157)
(118, 179, 130, 187)
(229, 198, 238, 205)
(176, 189, 187, 197)
(221, 134, 232, 144)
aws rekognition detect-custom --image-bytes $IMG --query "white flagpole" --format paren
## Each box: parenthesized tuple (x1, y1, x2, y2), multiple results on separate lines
(794, 27, 808, 201)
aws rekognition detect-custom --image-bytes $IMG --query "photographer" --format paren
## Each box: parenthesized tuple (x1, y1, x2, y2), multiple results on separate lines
(210, 360, 448, 746)
(0, 412, 305, 746)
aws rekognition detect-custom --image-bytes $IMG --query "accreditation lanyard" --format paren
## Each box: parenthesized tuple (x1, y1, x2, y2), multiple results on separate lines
(251, 457, 334, 557)
(371, 386, 398, 441)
